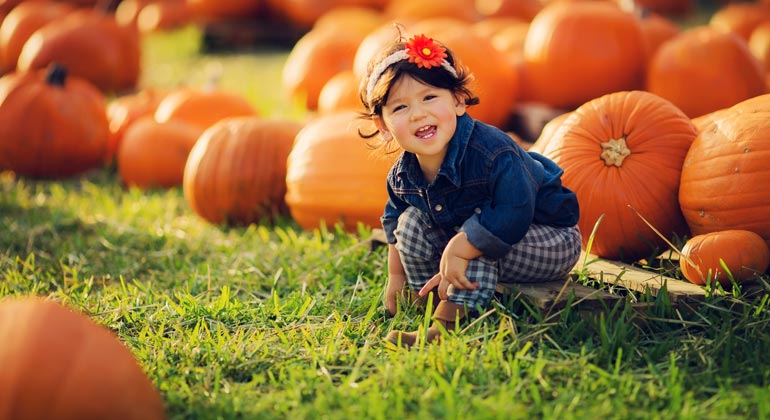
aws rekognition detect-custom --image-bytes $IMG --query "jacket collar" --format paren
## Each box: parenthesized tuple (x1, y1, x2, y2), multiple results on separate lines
(395, 113, 474, 188)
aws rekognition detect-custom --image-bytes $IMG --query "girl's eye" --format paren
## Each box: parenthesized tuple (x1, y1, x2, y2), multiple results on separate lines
(424, 95, 437, 101)
(393, 104, 406, 112)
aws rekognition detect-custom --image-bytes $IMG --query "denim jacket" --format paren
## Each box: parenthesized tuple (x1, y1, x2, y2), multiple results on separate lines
(381, 113, 579, 259)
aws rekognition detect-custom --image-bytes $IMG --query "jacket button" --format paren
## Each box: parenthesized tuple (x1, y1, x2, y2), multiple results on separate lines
(434, 204, 443, 211)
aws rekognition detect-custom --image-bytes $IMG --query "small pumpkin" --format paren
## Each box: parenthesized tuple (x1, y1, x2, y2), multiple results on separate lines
(541, 90, 697, 261)
(0, 297, 166, 420)
(680, 230, 770, 286)
(106, 87, 170, 165)
(183, 117, 303, 226)
(153, 87, 258, 130)
(0, 64, 109, 178)
(117, 116, 202, 189)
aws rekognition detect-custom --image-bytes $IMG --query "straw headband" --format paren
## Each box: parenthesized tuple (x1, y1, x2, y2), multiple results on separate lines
(365, 34, 458, 108)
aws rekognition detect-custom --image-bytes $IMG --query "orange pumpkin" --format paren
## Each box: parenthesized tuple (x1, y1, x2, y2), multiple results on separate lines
(646, 25, 767, 119)
(282, 26, 362, 111)
(385, 0, 480, 22)
(106, 87, 170, 165)
(117, 116, 202, 189)
(0, 64, 109, 178)
(637, 11, 681, 65)
(0, 0, 75, 73)
(312, 6, 385, 38)
(317, 69, 364, 114)
(0, 297, 165, 420)
(16, 9, 141, 93)
(285, 111, 396, 232)
(709, 2, 770, 41)
(522, 1, 645, 109)
(540, 90, 697, 261)
(680, 230, 770, 286)
(679, 93, 770, 248)
(183, 117, 303, 226)
(749, 21, 770, 75)
(475, 0, 544, 21)
(153, 87, 258, 130)
(136, 0, 192, 33)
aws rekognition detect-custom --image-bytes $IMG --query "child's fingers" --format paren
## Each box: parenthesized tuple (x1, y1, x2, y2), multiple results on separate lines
(419, 274, 441, 296)
(451, 275, 476, 290)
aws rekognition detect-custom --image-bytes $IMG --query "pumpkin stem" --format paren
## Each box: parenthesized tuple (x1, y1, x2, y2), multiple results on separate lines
(600, 137, 631, 167)
(46, 64, 68, 87)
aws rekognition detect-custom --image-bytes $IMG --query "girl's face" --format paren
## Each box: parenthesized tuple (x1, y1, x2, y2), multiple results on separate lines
(373, 75, 466, 172)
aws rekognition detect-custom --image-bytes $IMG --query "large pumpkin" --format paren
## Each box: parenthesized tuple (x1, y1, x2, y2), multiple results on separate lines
(541, 90, 697, 261)
(646, 25, 767, 119)
(0, 297, 165, 420)
(521, 1, 645, 109)
(0, 64, 109, 178)
(679, 93, 770, 248)
(285, 111, 396, 232)
(183, 117, 303, 226)
(680, 230, 770, 287)
(17, 9, 141, 93)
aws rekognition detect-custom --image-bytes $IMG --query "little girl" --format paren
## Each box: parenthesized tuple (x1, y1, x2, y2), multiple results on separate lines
(359, 33, 582, 348)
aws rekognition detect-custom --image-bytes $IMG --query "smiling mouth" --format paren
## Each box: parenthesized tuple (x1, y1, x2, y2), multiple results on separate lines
(415, 125, 436, 139)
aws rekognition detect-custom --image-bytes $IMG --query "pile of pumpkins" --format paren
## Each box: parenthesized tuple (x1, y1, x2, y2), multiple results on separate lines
(2, 0, 770, 287)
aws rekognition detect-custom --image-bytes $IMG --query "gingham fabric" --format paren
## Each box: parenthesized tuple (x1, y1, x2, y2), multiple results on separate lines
(393, 207, 582, 309)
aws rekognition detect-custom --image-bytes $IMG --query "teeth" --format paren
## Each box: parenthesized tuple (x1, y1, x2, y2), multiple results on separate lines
(416, 126, 432, 138)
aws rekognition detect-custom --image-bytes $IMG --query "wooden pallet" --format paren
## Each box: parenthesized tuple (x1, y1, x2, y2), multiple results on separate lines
(367, 229, 713, 310)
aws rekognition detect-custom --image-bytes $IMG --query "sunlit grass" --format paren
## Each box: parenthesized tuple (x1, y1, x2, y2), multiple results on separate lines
(3, 24, 770, 420)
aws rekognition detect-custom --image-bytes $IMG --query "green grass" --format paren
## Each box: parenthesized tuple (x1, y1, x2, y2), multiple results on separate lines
(3, 25, 770, 420)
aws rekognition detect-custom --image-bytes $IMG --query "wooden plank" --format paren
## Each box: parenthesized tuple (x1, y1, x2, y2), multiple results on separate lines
(574, 253, 707, 302)
(496, 279, 621, 311)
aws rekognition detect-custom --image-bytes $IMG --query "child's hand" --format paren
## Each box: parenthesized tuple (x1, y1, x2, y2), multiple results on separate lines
(419, 251, 478, 300)
(384, 274, 406, 317)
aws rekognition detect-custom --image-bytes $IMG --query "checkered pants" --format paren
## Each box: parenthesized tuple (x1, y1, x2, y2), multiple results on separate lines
(394, 207, 582, 310)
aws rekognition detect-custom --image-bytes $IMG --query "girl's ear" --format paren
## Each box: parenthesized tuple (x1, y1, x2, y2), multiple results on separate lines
(454, 98, 467, 116)
(373, 115, 392, 140)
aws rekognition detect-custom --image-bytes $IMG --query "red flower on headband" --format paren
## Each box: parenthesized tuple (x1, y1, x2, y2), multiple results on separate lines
(405, 34, 447, 69)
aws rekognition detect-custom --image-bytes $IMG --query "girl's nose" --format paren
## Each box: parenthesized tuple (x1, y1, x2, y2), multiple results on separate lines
(410, 105, 426, 120)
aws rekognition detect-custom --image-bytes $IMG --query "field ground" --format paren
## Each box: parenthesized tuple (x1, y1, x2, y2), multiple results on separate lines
(3, 17, 770, 420)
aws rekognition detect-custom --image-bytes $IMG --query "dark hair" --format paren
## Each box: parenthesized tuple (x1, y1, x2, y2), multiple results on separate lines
(357, 37, 479, 145)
